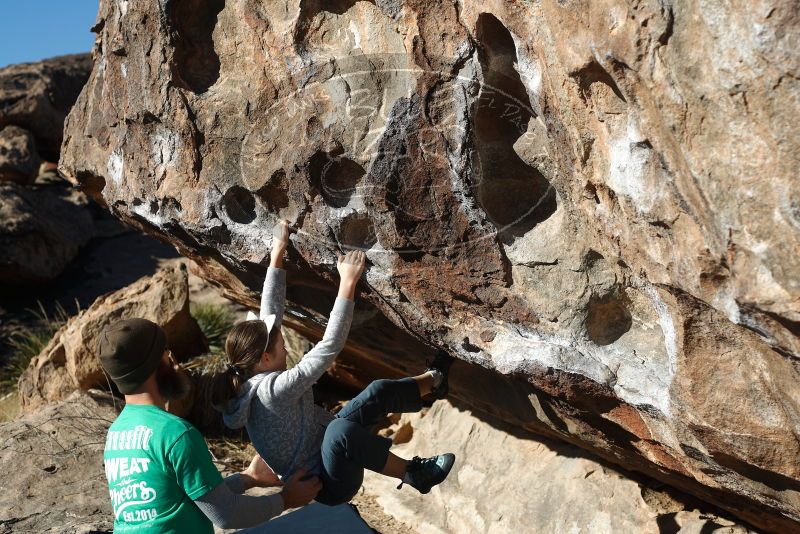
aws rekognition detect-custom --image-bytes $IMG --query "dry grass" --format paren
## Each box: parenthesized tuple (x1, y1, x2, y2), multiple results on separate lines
(1, 303, 71, 394)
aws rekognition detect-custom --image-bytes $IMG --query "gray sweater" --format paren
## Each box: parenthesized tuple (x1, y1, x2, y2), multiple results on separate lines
(221, 267, 354, 479)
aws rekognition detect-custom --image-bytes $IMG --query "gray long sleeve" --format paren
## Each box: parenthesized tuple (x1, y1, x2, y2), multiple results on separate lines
(223, 472, 247, 494)
(260, 266, 286, 328)
(265, 297, 354, 401)
(194, 478, 283, 530)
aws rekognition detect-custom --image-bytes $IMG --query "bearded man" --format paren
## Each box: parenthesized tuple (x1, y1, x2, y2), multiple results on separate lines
(97, 318, 320, 533)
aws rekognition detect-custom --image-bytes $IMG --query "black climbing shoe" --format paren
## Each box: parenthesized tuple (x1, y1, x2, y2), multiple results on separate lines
(397, 454, 456, 494)
(426, 350, 455, 399)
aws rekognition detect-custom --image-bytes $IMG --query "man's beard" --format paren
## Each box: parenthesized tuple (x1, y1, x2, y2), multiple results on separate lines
(156, 360, 192, 401)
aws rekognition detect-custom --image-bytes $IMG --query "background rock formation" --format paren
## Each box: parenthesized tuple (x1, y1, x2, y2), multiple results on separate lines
(0, 177, 94, 285)
(0, 54, 95, 284)
(0, 126, 40, 184)
(59, 0, 800, 531)
(19, 264, 204, 412)
(0, 54, 92, 162)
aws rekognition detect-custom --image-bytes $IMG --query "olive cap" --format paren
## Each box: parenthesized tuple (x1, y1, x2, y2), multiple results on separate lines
(97, 318, 167, 394)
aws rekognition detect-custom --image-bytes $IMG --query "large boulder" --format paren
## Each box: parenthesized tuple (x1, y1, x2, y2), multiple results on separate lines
(0, 125, 40, 184)
(0, 54, 91, 162)
(59, 0, 800, 531)
(363, 400, 750, 533)
(0, 178, 94, 285)
(0, 391, 114, 533)
(18, 263, 205, 412)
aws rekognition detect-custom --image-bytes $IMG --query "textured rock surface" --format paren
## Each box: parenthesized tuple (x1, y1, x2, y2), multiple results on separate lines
(18, 264, 205, 412)
(0, 54, 92, 162)
(0, 177, 94, 284)
(0, 391, 114, 533)
(363, 400, 750, 534)
(60, 0, 800, 530)
(0, 125, 40, 184)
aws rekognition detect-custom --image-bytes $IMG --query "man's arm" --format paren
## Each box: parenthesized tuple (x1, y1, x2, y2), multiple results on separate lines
(266, 250, 365, 401)
(260, 220, 290, 326)
(195, 467, 321, 529)
(195, 484, 283, 529)
(170, 429, 320, 529)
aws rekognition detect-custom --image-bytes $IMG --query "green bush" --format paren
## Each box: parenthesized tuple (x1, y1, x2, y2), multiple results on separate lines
(187, 303, 235, 376)
(191, 303, 235, 355)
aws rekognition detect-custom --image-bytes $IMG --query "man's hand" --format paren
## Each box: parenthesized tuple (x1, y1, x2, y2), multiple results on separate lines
(280, 468, 322, 509)
(337, 250, 366, 300)
(240, 454, 282, 490)
(270, 219, 291, 268)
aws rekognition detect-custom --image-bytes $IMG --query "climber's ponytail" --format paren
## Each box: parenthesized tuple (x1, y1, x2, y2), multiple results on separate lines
(210, 319, 274, 407)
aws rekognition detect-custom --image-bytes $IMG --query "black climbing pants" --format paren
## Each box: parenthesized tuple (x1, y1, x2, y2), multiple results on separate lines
(315, 377, 423, 506)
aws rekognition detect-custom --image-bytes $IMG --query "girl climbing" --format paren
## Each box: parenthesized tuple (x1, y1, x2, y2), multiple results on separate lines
(212, 219, 456, 506)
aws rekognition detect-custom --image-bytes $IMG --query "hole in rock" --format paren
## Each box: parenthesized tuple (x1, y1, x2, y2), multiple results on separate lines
(585, 182, 601, 204)
(473, 13, 557, 241)
(205, 222, 233, 245)
(306, 116, 323, 140)
(309, 150, 365, 208)
(337, 212, 377, 250)
(583, 249, 605, 267)
(395, 247, 425, 262)
(586, 292, 632, 345)
(163, 197, 183, 213)
(169, 0, 225, 94)
(296, 0, 375, 45)
(573, 61, 627, 104)
(462, 338, 481, 353)
(76, 170, 106, 204)
(787, 198, 800, 227)
(222, 186, 256, 224)
(256, 169, 290, 212)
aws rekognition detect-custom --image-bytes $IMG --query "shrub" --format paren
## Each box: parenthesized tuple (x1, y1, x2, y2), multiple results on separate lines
(2, 303, 71, 393)
(186, 303, 235, 376)
(191, 303, 234, 354)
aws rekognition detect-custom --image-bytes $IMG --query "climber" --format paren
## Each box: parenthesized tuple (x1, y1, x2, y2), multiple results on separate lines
(96, 318, 321, 532)
(212, 219, 457, 506)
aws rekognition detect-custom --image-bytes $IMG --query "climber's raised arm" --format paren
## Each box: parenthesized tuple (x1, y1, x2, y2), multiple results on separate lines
(268, 250, 365, 400)
(259, 219, 290, 327)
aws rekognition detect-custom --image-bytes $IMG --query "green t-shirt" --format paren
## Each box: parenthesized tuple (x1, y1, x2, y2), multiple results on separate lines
(103, 404, 223, 533)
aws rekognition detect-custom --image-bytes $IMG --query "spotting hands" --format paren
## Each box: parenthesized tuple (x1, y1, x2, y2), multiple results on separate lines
(279, 468, 322, 510)
(337, 250, 366, 301)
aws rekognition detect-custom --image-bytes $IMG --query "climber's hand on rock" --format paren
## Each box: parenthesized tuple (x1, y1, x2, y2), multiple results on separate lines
(270, 219, 291, 268)
(337, 250, 365, 300)
(272, 219, 290, 248)
(337, 250, 366, 282)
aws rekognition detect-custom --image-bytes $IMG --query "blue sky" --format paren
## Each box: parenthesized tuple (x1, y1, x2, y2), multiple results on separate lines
(0, 1, 98, 68)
